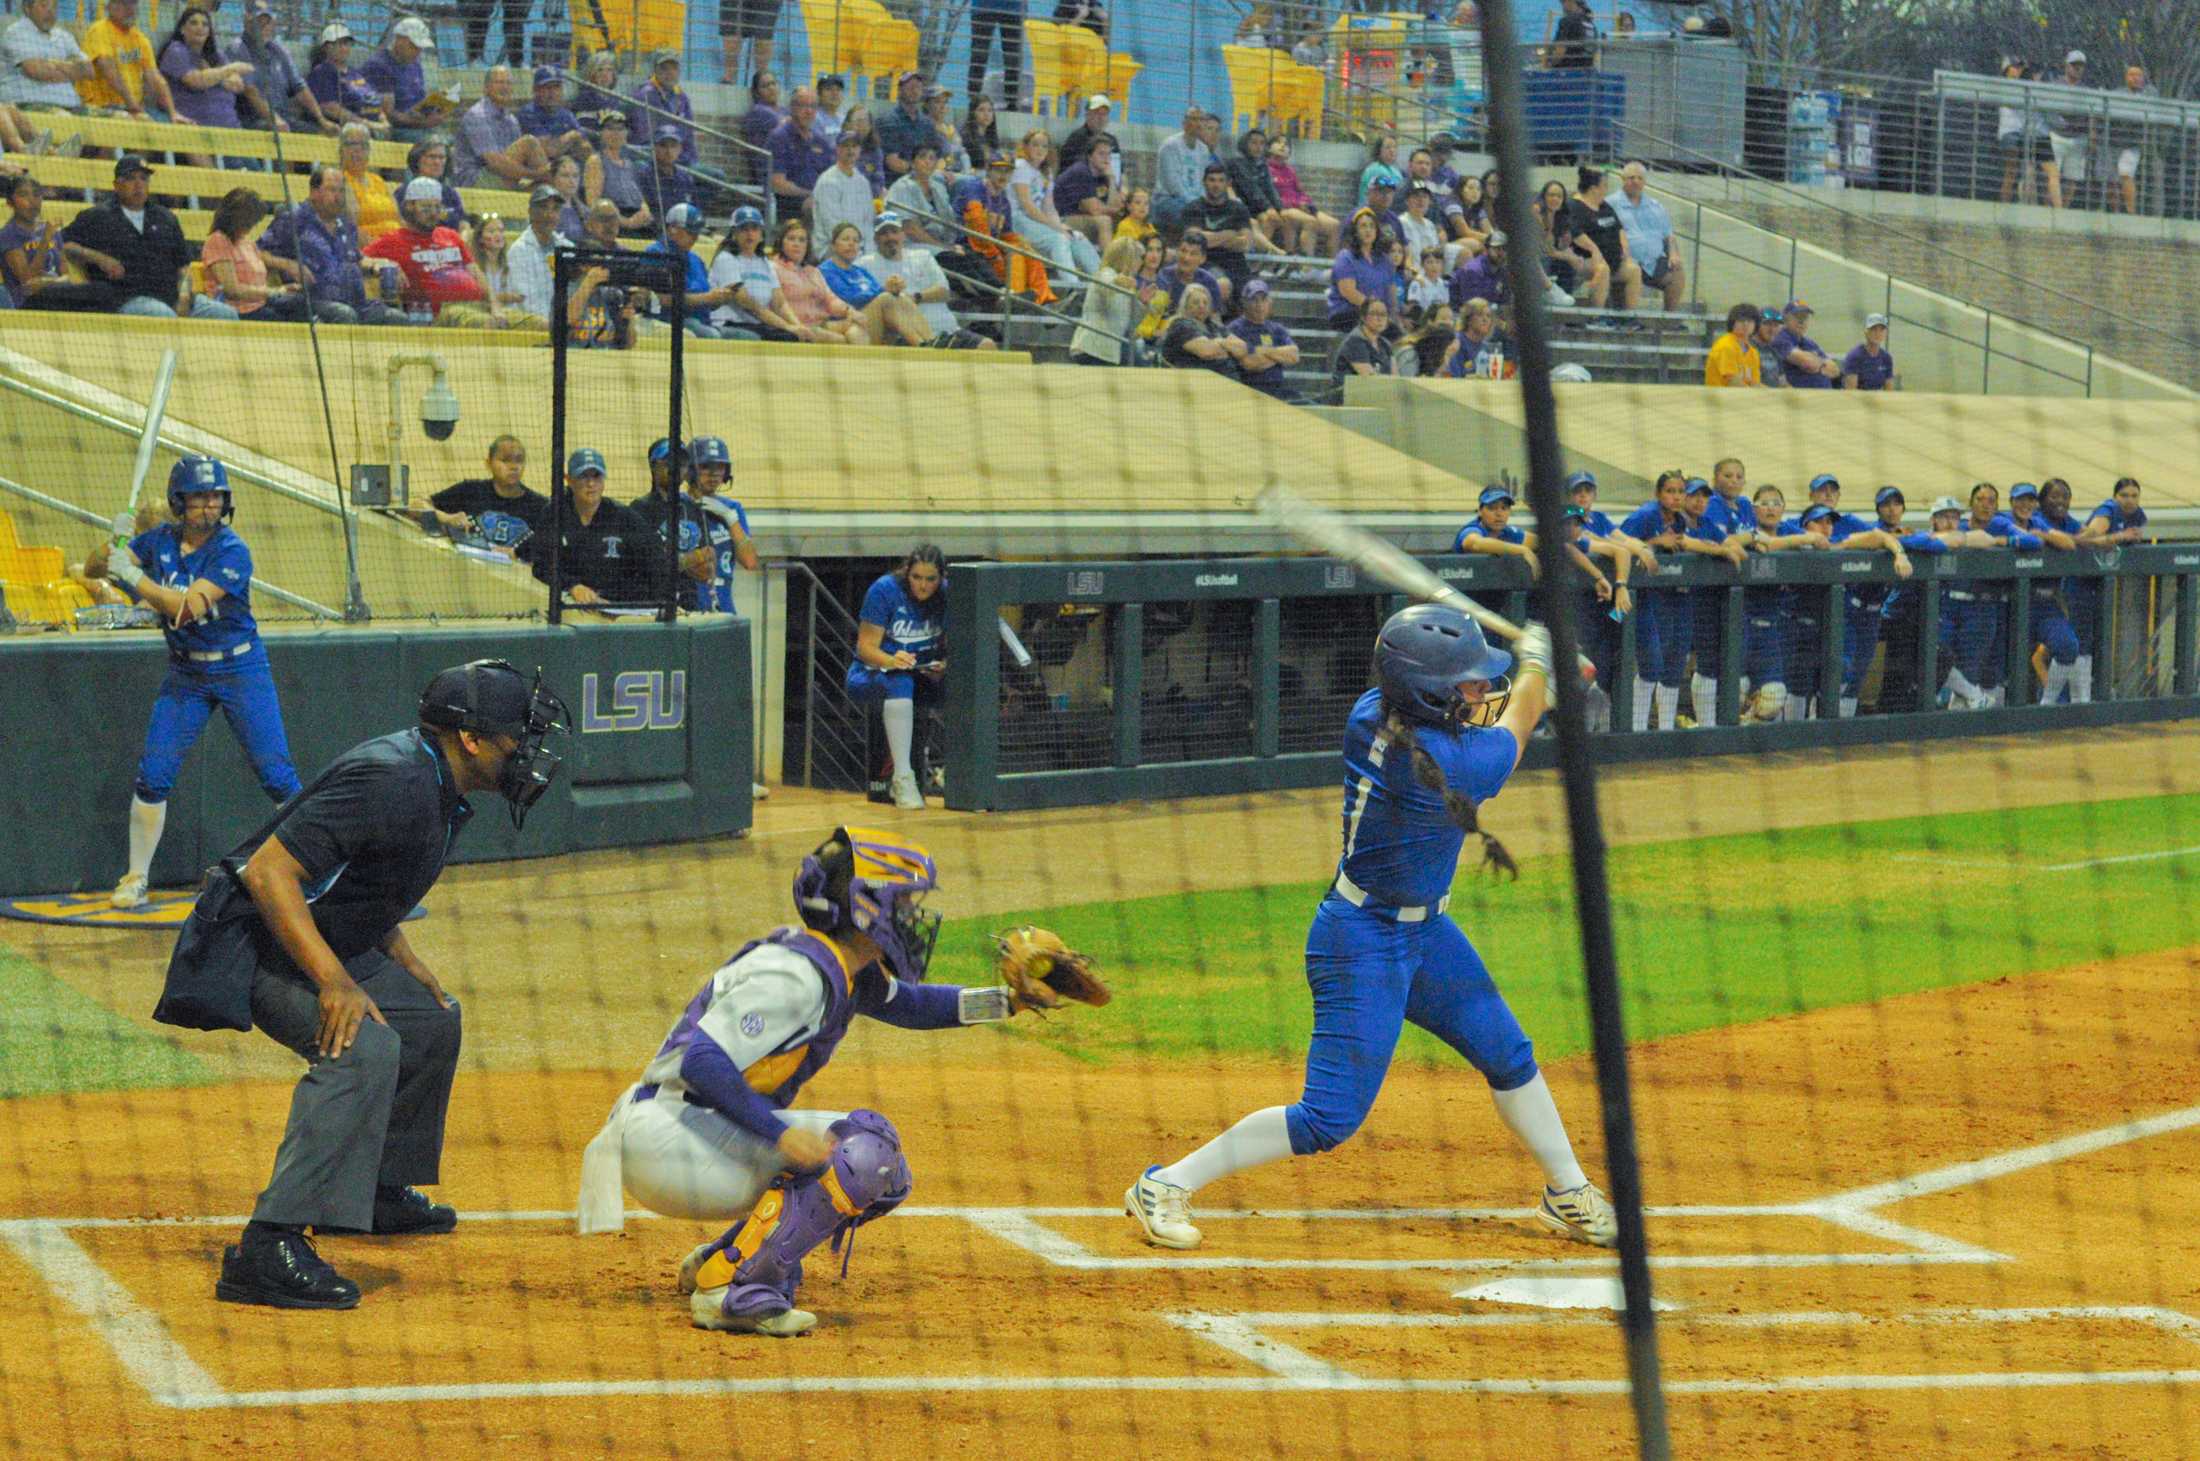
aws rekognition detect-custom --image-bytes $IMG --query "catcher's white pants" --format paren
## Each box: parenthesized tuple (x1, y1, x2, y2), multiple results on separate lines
(576, 1084, 842, 1233)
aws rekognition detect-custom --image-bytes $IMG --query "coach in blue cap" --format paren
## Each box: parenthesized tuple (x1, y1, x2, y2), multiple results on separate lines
(517, 448, 661, 607)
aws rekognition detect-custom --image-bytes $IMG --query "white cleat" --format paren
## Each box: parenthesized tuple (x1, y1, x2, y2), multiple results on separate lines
(890, 770, 925, 810)
(1124, 1166, 1202, 1250)
(110, 873, 149, 910)
(1536, 1181, 1618, 1248)
(676, 1242, 713, 1296)
(690, 1285, 816, 1336)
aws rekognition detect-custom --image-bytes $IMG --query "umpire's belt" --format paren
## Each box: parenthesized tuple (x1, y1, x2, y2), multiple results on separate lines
(174, 640, 256, 664)
(1332, 871, 1448, 923)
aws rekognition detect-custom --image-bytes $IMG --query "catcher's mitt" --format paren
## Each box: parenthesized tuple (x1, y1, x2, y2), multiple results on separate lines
(992, 926, 1111, 1013)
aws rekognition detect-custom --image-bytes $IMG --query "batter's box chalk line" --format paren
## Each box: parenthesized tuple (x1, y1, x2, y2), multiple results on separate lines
(3, 1101, 2198, 1408)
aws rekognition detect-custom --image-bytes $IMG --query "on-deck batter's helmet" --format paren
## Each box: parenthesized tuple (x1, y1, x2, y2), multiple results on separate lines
(1374, 603, 1512, 726)
(167, 455, 233, 521)
(686, 435, 730, 483)
(793, 826, 941, 984)
(418, 659, 570, 828)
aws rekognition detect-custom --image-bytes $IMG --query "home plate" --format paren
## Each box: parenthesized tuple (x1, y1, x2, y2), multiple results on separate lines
(1455, 1275, 1682, 1311)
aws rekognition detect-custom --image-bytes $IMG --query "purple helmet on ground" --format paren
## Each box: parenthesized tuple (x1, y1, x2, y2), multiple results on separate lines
(792, 826, 941, 983)
(1374, 603, 1511, 726)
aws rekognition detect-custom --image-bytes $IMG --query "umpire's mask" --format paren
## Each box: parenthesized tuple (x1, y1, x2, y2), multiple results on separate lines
(419, 659, 570, 828)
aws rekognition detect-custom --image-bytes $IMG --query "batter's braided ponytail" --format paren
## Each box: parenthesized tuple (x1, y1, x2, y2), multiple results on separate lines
(1384, 707, 1519, 880)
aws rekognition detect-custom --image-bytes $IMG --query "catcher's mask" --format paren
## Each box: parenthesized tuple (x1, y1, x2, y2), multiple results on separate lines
(793, 826, 941, 983)
(418, 659, 570, 829)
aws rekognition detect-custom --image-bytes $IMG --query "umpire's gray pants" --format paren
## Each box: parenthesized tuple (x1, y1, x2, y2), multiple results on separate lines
(249, 950, 463, 1232)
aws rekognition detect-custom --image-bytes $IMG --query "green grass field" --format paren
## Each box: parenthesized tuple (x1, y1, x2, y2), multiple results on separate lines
(1, 793, 2192, 1095)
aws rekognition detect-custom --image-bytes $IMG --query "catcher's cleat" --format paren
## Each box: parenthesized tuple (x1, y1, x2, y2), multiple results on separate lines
(677, 1241, 714, 1295)
(690, 1285, 816, 1337)
(1535, 1181, 1618, 1248)
(1124, 1166, 1202, 1250)
(890, 770, 925, 810)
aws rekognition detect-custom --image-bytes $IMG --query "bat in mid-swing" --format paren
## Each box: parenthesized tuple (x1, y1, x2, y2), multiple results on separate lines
(1254, 485, 1595, 680)
(113, 348, 181, 545)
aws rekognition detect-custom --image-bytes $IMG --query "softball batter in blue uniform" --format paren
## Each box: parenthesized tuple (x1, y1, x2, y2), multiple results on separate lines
(846, 544, 946, 811)
(86, 457, 300, 909)
(1125, 605, 1615, 1252)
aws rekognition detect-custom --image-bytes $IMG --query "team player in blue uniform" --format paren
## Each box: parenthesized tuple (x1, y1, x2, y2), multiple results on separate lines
(84, 457, 302, 908)
(846, 545, 947, 811)
(2027, 480, 2086, 704)
(630, 436, 763, 616)
(1125, 606, 1616, 1252)
(1674, 473, 1749, 726)
(2066, 477, 2148, 704)
(1618, 472, 1692, 731)
(1453, 485, 1541, 583)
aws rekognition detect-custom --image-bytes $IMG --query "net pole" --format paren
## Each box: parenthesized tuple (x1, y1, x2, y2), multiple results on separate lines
(549, 252, 570, 627)
(664, 262, 685, 624)
(1474, 4, 1673, 1456)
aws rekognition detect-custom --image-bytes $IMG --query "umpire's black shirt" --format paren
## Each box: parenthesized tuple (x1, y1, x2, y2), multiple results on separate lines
(243, 728, 474, 978)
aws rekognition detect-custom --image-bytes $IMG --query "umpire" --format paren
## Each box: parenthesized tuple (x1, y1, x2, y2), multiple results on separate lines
(209, 660, 567, 1310)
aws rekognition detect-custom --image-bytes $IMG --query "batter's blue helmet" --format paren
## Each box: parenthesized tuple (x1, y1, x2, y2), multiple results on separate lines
(1375, 603, 1511, 725)
(686, 435, 730, 481)
(167, 455, 233, 520)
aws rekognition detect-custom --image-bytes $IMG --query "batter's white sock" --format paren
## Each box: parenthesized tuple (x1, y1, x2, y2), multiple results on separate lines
(1491, 1073, 1588, 1193)
(1690, 673, 1719, 728)
(1153, 1105, 1295, 1194)
(1630, 676, 1654, 733)
(2042, 660, 2073, 704)
(881, 698, 916, 778)
(2072, 655, 2094, 703)
(126, 796, 165, 882)
(1839, 694, 1859, 718)
(1651, 682, 1680, 728)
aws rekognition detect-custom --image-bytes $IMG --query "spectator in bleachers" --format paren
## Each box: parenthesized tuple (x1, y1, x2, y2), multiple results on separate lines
(642, 201, 733, 338)
(407, 137, 469, 230)
(363, 16, 444, 142)
(566, 250, 640, 348)
(1611, 161, 1684, 311)
(631, 50, 696, 167)
(861, 212, 993, 349)
(1703, 303, 1762, 387)
(771, 216, 875, 344)
(957, 151, 1055, 305)
(1068, 232, 1143, 366)
(505, 183, 567, 320)
(2, 174, 112, 311)
(1159, 282, 1236, 377)
(1546, 0, 1595, 68)
(1751, 305, 1786, 387)
(1, 0, 91, 121)
(1053, 134, 1122, 253)
(820, 219, 941, 344)
(471, 214, 542, 328)
(365, 175, 491, 324)
(1333, 296, 1396, 379)
(1769, 299, 1839, 387)
(232, 1, 316, 134)
(886, 138, 958, 245)
(919, 89, 964, 177)
(203, 187, 317, 321)
(80, 0, 174, 122)
(644, 123, 697, 219)
(1361, 167, 1404, 239)
(336, 121, 401, 239)
(959, 93, 1002, 172)
(1441, 298, 1507, 378)
(1263, 134, 1338, 258)
(1114, 184, 1157, 248)
(1563, 166, 1642, 313)
(1534, 178, 1606, 307)
(62, 155, 238, 318)
(841, 102, 889, 190)
(1327, 207, 1396, 332)
(2044, 50, 2091, 211)
(306, 23, 385, 133)
(2114, 65, 2158, 215)
(815, 70, 850, 140)
(1445, 173, 1489, 253)
(1406, 245, 1449, 314)
(458, 0, 531, 70)
(1227, 277, 1301, 400)
(1156, 229, 1224, 311)
(547, 151, 586, 238)
(1448, 227, 1506, 308)
(740, 69, 782, 159)
(259, 163, 388, 323)
(1183, 160, 1274, 305)
(768, 86, 833, 214)
(814, 127, 878, 256)
(158, 8, 254, 137)
(454, 65, 553, 188)
(1994, 57, 2051, 205)
(716, 0, 778, 88)
(1154, 106, 1213, 232)
(879, 72, 943, 180)
(1841, 313, 1895, 390)
(583, 109, 650, 234)
(708, 204, 805, 341)
(0, 102, 55, 159)
(1057, 93, 1117, 178)
(578, 47, 619, 104)
(1009, 127, 1098, 287)
(1224, 127, 1284, 245)
(1395, 182, 1448, 269)
(1358, 134, 1402, 208)
(968, 0, 1023, 111)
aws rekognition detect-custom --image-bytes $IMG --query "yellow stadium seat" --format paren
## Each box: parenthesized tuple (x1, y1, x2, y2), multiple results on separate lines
(797, 0, 870, 78)
(1276, 61, 1326, 138)
(840, 0, 919, 89)
(1222, 44, 1300, 134)
(568, 0, 686, 58)
(1097, 52, 1144, 110)
(1023, 19, 1083, 118)
(0, 509, 19, 550)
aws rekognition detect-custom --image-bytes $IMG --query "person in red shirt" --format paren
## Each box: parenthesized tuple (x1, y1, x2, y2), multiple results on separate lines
(363, 175, 491, 324)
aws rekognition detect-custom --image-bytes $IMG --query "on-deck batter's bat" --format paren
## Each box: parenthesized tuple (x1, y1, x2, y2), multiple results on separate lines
(1254, 484, 1595, 679)
(113, 348, 180, 544)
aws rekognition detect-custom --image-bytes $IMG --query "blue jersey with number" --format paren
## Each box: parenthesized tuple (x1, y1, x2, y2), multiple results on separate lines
(858, 571, 944, 661)
(668, 496, 750, 613)
(125, 522, 260, 666)
(1334, 689, 1516, 908)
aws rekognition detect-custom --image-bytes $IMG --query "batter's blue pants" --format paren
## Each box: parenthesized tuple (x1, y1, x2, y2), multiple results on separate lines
(845, 665, 918, 702)
(134, 659, 300, 805)
(1633, 588, 1692, 688)
(1286, 896, 1538, 1157)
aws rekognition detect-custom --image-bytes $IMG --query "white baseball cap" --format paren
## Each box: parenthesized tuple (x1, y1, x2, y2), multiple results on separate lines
(400, 175, 444, 204)
(1086, 94, 1112, 111)
(318, 21, 353, 43)
(1863, 312, 1889, 329)
(393, 16, 435, 49)
(1930, 495, 1962, 514)
(2065, 49, 2086, 64)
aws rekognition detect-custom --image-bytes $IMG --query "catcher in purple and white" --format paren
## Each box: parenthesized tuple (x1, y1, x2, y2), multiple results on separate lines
(575, 825, 1106, 1336)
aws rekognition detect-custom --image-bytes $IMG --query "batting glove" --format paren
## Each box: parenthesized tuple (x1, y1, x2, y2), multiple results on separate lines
(1515, 622, 1553, 681)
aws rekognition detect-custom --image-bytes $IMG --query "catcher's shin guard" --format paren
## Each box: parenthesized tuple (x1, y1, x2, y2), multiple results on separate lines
(694, 1111, 912, 1315)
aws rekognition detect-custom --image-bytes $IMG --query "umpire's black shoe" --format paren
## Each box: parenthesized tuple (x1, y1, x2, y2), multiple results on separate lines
(368, 1185, 458, 1235)
(215, 1229, 360, 1310)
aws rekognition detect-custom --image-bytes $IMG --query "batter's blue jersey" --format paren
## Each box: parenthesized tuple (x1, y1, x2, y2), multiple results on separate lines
(671, 497, 750, 613)
(858, 571, 945, 660)
(125, 523, 260, 665)
(1334, 689, 1517, 908)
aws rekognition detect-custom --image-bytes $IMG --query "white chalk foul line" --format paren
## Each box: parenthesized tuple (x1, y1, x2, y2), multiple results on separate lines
(2041, 843, 2200, 872)
(1829, 1101, 2200, 1211)
(0, 1219, 226, 1407)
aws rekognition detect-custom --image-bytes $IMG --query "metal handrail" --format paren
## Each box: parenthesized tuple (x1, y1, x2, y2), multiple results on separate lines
(563, 69, 773, 223)
(883, 196, 1145, 356)
(760, 559, 870, 791)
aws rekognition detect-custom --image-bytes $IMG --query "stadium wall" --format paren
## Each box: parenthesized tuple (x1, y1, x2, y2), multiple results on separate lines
(0, 619, 752, 899)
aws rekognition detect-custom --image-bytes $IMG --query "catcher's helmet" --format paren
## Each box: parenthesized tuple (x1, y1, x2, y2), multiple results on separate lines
(418, 659, 570, 829)
(793, 826, 941, 984)
(167, 455, 233, 521)
(1374, 603, 1511, 726)
(686, 435, 730, 482)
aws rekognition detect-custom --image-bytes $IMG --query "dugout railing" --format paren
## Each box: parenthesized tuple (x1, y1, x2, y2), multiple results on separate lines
(939, 545, 2200, 812)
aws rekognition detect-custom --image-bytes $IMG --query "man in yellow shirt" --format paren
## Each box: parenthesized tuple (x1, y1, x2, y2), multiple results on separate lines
(1703, 302, 1763, 387)
(78, 0, 173, 118)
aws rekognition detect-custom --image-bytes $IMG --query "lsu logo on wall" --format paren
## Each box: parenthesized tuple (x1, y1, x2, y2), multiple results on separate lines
(579, 670, 687, 732)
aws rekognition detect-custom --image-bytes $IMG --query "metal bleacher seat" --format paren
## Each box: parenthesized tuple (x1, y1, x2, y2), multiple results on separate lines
(65, 112, 412, 172)
(21, 154, 533, 228)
